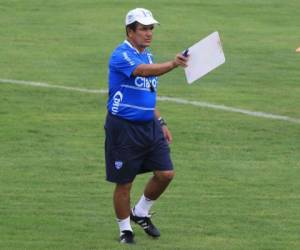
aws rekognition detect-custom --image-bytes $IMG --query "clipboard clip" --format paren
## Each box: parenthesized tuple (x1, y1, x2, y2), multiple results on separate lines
(182, 49, 189, 57)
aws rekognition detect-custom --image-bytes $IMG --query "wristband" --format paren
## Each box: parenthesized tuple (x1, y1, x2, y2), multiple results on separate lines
(158, 117, 167, 127)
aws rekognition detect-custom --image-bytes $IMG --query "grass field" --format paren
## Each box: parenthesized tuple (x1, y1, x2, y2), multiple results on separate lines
(1, 0, 300, 249)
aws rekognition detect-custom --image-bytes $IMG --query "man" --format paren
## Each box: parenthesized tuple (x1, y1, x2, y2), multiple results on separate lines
(105, 7, 188, 244)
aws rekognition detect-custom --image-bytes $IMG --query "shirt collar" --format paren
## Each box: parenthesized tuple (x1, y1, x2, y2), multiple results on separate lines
(124, 40, 146, 54)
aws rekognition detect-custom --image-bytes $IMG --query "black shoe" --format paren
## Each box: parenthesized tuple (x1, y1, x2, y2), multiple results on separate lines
(119, 230, 135, 244)
(130, 209, 160, 238)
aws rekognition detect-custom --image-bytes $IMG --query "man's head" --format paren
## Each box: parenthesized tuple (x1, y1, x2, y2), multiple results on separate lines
(125, 8, 159, 51)
(125, 8, 159, 27)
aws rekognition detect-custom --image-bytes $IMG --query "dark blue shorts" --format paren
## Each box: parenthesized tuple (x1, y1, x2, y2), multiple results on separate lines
(104, 113, 173, 184)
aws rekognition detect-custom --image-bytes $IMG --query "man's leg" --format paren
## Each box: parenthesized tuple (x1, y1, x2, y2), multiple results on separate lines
(133, 170, 175, 216)
(131, 170, 175, 237)
(114, 182, 132, 219)
(114, 182, 135, 243)
(144, 170, 175, 200)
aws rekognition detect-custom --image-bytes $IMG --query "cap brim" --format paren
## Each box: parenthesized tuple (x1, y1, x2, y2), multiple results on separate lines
(136, 17, 159, 25)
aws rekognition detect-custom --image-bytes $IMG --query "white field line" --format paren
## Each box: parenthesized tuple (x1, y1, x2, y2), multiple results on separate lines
(157, 96, 300, 124)
(1, 78, 299, 124)
(0, 78, 107, 94)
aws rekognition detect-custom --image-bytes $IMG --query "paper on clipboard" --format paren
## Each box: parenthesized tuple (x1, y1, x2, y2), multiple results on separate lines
(184, 31, 225, 84)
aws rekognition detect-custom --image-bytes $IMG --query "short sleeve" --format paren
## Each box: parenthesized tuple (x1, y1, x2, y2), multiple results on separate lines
(110, 50, 144, 78)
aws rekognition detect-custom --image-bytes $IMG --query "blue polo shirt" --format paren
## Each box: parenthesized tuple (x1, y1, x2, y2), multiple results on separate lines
(107, 40, 158, 122)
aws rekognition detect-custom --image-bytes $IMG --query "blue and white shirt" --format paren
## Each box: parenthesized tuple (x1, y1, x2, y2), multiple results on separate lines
(107, 40, 158, 122)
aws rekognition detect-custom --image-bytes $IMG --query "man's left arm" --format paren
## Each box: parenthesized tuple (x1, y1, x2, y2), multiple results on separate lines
(155, 110, 172, 144)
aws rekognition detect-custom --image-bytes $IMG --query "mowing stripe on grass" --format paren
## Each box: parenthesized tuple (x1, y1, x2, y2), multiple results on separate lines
(1, 78, 299, 124)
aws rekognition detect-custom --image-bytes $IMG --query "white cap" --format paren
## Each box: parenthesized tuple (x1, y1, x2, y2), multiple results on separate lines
(125, 8, 159, 26)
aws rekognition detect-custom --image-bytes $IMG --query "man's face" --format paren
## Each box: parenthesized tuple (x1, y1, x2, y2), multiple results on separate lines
(128, 23, 154, 49)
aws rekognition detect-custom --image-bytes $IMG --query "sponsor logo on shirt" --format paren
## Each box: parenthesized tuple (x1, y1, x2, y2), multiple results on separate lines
(134, 76, 157, 89)
(111, 91, 123, 114)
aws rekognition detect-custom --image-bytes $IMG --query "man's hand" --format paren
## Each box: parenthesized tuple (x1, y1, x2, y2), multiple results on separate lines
(162, 125, 173, 144)
(174, 53, 189, 67)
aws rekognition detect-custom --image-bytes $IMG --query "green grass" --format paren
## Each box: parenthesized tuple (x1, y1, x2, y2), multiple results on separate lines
(1, 0, 300, 249)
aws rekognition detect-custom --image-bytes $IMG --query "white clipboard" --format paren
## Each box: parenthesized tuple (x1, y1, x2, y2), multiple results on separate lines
(184, 31, 225, 84)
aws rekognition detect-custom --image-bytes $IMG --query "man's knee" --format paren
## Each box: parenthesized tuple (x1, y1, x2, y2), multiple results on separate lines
(154, 170, 175, 182)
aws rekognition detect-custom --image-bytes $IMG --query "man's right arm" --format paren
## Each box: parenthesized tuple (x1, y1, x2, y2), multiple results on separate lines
(132, 53, 188, 77)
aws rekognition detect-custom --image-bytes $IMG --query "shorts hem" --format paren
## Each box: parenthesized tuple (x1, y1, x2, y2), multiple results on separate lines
(106, 177, 135, 184)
